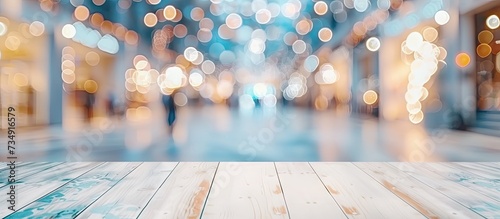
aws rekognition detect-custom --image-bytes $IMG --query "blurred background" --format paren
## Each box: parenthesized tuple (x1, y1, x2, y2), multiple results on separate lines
(0, 0, 500, 161)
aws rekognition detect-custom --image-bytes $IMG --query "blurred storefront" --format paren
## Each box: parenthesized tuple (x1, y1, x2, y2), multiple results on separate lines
(466, 0, 500, 134)
(0, 16, 51, 128)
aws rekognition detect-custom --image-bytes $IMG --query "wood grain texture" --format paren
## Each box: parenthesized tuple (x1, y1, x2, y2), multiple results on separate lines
(202, 162, 288, 219)
(3, 162, 500, 218)
(275, 162, 347, 218)
(0, 162, 63, 187)
(476, 162, 500, 170)
(4, 162, 141, 219)
(453, 162, 500, 179)
(0, 162, 101, 218)
(77, 162, 178, 219)
(0, 162, 36, 173)
(420, 163, 500, 202)
(391, 163, 500, 218)
(138, 162, 218, 219)
(355, 162, 483, 219)
(310, 162, 426, 218)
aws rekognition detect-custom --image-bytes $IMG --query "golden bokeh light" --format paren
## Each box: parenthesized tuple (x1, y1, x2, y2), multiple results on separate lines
(125, 30, 139, 45)
(318, 28, 332, 42)
(314, 1, 328, 16)
(314, 95, 329, 110)
(84, 80, 98, 93)
(363, 90, 378, 105)
(478, 30, 493, 44)
(422, 27, 438, 42)
(455, 53, 470, 68)
(144, 13, 158, 27)
(164, 5, 177, 20)
(85, 52, 100, 66)
(91, 13, 104, 27)
(296, 19, 312, 35)
(74, 5, 90, 21)
(477, 43, 492, 58)
(173, 9, 183, 22)
(13, 73, 28, 87)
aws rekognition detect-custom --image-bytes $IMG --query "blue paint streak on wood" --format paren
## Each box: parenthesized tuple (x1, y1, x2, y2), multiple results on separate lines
(5, 163, 140, 218)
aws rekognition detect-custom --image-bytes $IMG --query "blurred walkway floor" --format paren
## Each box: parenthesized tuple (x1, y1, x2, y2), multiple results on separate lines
(1, 106, 500, 161)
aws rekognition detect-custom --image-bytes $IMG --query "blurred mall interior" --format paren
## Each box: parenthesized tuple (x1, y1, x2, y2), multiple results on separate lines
(1, 0, 500, 161)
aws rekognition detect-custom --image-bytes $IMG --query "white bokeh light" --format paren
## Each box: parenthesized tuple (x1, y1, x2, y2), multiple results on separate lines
(486, 15, 500, 29)
(366, 37, 381, 52)
(434, 10, 450, 26)
(62, 24, 76, 39)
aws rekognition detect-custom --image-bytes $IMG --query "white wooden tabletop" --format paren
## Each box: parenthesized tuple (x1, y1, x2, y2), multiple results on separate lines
(1, 162, 499, 218)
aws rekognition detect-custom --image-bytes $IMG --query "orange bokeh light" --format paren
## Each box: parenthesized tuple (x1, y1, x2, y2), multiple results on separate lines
(455, 53, 471, 68)
(74, 6, 90, 21)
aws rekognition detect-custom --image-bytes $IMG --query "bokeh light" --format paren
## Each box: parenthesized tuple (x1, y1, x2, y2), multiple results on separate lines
(486, 15, 500, 29)
(314, 1, 328, 16)
(318, 28, 333, 42)
(29, 21, 45, 36)
(0, 21, 7, 36)
(62, 24, 76, 39)
(366, 37, 381, 52)
(226, 13, 242, 29)
(434, 10, 450, 26)
(74, 5, 90, 21)
(455, 53, 471, 68)
(144, 13, 158, 27)
(164, 5, 177, 21)
(363, 90, 378, 105)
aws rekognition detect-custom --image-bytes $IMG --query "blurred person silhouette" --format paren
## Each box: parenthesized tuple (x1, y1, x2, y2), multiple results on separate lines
(162, 91, 177, 134)
(106, 92, 115, 118)
(83, 91, 95, 123)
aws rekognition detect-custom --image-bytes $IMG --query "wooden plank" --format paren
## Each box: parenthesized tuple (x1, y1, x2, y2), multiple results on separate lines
(77, 162, 178, 218)
(201, 162, 288, 219)
(0, 162, 63, 187)
(454, 163, 500, 179)
(310, 162, 425, 218)
(0, 162, 101, 217)
(476, 162, 500, 170)
(4, 162, 141, 218)
(138, 162, 218, 219)
(390, 163, 500, 218)
(355, 163, 483, 219)
(275, 162, 347, 218)
(420, 163, 500, 202)
(0, 162, 40, 175)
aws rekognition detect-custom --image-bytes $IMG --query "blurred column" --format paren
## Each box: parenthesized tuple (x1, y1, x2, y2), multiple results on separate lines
(458, 5, 479, 126)
(111, 5, 134, 106)
(439, 1, 462, 128)
(48, 31, 63, 125)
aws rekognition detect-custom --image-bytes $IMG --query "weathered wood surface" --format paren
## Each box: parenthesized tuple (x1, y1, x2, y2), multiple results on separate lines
(2, 162, 499, 218)
(201, 162, 289, 219)
(138, 162, 218, 219)
(355, 162, 483, 218)
(391, 163, 500, 218)
(275, 162, 347, 218)
(311, 162, 426, 218)
(78, 162, 178, 218)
